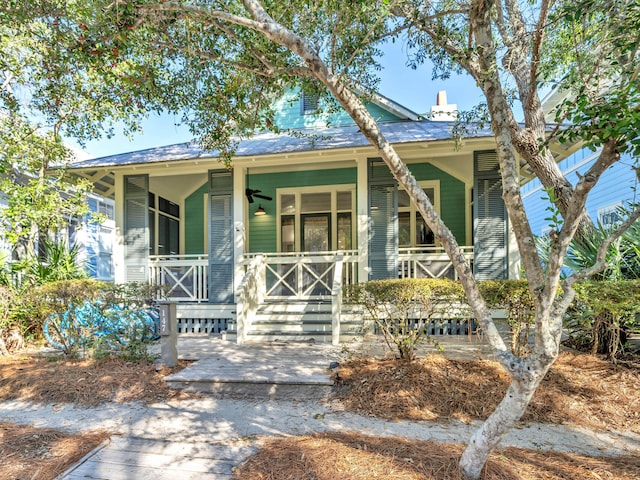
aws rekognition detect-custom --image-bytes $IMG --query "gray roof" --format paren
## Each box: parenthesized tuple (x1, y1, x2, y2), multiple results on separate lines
(70, 120, 494, 170)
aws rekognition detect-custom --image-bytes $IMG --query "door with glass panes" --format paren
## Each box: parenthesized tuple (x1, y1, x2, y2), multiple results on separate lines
(278, 188, 353, 296)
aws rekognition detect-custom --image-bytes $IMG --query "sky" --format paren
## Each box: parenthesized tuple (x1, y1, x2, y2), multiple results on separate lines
(73, 41, 485, 159)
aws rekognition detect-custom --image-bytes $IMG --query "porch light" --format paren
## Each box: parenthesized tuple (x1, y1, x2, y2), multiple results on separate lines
(254, 204, 266, 216)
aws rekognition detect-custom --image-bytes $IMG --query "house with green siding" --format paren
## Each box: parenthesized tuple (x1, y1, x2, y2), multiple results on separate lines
(69, 90, 520, 343)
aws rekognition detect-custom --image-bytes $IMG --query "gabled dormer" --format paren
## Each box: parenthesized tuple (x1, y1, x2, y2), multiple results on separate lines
(270, 88, 421, 130)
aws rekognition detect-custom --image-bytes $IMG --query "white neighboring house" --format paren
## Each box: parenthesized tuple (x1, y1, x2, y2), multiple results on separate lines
(65, 146, 116, 281)
(0, 145, 115, 281)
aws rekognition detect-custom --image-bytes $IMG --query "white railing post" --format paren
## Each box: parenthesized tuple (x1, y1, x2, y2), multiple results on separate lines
(331, 255, 344, 345)
(236, 254, 264, 344)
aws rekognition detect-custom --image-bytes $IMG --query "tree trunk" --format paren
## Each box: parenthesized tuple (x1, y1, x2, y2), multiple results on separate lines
(458, 357, 553, 479)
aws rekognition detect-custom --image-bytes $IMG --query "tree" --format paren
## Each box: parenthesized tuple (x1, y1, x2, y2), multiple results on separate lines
(0, 115, 92, 260)
(1, 1, 638, 478)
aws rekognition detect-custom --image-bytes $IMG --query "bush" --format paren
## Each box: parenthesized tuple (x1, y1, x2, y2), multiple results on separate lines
(345, 278, 466, 361)
(478, 280, 536, 357)
(566, 280, 640, 358)
(19, 279, 111, 340)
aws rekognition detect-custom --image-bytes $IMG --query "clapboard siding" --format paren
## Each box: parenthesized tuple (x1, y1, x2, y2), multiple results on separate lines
(184, 183, 208, 254)
(409, 162, 467, 245)
(271, 89, 402, 130)
(522, 149, 638, 235)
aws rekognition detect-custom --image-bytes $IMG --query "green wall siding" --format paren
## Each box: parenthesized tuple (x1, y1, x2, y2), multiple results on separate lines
(408, 163, 466, 245)
(184, 184, 208, 254)
(272, 90, 402, 129)
(182, 162, 467, 255)
(248, 168, 357, 253)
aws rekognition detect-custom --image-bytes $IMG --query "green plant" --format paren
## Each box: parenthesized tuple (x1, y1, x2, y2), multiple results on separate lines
(478, 280, 537, 357)
(345, 278, 465, 361)
(567, 280, 640, 358)
(11, 239, 89, 289)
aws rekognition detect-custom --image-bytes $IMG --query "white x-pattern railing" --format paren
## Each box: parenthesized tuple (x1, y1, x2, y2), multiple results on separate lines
(244, 250, 359, 300)
(149, 254, 208, 302)
(147, 247, 474, 304)
(399, 246, 474, 280)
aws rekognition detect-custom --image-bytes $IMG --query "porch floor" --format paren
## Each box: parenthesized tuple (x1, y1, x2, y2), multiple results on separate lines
(159, 333, 496, 398)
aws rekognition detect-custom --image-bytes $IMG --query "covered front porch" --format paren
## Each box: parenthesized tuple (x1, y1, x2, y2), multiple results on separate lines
(148, 247, 475, 344)
(69, 126, 518, 344)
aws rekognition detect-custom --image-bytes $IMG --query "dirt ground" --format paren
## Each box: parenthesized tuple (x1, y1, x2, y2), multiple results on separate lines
(1, 350, 639, 480)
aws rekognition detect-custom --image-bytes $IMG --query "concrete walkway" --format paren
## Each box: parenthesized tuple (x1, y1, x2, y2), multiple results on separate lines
(1, 336, 633, 479)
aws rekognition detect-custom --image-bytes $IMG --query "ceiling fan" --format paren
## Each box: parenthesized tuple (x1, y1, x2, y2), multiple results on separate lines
(245, 170, 273, 203)
(245, 188, 272, 204)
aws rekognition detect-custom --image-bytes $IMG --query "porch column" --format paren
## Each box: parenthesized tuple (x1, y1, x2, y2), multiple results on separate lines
(233, 165, 246, 301)
(357, 156, 369, 282)
(113, 171, 126, 284)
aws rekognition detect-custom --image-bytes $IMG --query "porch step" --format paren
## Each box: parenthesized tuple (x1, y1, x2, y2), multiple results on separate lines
(226, 302, 365, 344)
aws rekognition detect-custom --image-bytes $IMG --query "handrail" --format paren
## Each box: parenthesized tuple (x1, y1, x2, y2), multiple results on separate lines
(235, 255, 264, 344)
(331, 255, 344, 346)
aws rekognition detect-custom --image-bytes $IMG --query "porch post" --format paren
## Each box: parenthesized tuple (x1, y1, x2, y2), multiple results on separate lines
(113, 171, 126, 284)
(357, 156, 369, 282)
(233, 166, 246, 301)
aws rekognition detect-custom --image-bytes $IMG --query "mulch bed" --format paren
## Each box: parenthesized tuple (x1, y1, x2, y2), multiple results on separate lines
(0, 422, 108, 480)
(0, 356, 196, 407)
(334, 351, 640, 433)
(234, 432, 640, 480)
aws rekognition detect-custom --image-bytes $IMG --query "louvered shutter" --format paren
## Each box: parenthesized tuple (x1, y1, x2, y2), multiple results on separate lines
(208, 170, 234, 303)
(473, 151, 508, 280)
(124, 175, 149, 282)
(368, 159, 398, 279)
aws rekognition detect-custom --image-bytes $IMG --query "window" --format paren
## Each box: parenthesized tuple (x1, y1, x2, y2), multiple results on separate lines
(598, 202, 623, 227)
(149, 193, 180, 255)
(300, 91, 319, 115)
(277, 185, 355, 252)
(398, 181, 440, 247)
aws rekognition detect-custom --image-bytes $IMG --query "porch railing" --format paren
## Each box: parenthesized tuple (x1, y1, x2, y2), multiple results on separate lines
(398, 246, 474, 280)
(243, 250, 359, 301)
(147, 247, 474, 303)
(148, 254, 208, 302)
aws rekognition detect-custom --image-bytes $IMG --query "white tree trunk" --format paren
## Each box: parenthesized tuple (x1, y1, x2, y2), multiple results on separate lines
(459, 356, 553, 479)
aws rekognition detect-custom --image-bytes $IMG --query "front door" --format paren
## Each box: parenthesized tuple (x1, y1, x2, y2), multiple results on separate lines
(301, 214, 331, 295)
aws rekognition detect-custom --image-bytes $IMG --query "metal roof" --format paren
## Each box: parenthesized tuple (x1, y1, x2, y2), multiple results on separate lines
(70, 120, 493, 170)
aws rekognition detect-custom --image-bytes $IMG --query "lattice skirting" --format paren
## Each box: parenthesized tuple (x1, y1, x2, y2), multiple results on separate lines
(177, 317, 232, 334)
(374, 318, 478, 336)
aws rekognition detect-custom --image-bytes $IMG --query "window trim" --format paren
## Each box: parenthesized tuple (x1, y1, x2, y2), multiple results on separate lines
(598, 201, 624, 227)
(398, 180, 441, 248)
(300, 92, 319, 115)
(276, 184, 356, 253)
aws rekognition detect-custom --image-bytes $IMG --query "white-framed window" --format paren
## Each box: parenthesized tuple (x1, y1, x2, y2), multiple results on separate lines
(598, 202, 623, 227)
(277, 185, 355, 253)
(398, 181, 440, 247)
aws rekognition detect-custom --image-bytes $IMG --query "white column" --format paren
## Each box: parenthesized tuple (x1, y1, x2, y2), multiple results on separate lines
(233, 166, 246, 301)
(113, 171, 126, 284)
(356, 156, 369, 283)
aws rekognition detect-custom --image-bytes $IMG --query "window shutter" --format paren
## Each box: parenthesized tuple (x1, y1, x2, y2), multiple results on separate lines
(208, 170, 234, 303)
(368, 159, 398, 279)
(124, 175, 149, 282)
(473, 151, 508, 280)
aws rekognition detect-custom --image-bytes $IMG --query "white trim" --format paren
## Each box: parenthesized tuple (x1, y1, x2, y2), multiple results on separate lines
(598, 201, 624, 226)
(275, 184, 356, 253)
(398, 180, 441, 248)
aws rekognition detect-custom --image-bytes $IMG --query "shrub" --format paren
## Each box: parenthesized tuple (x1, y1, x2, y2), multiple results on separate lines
(478, 280, 536, 357)
(345, 278, 466, 361)
(12, 279, 110, 341)
(567, 280, 640, 358)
